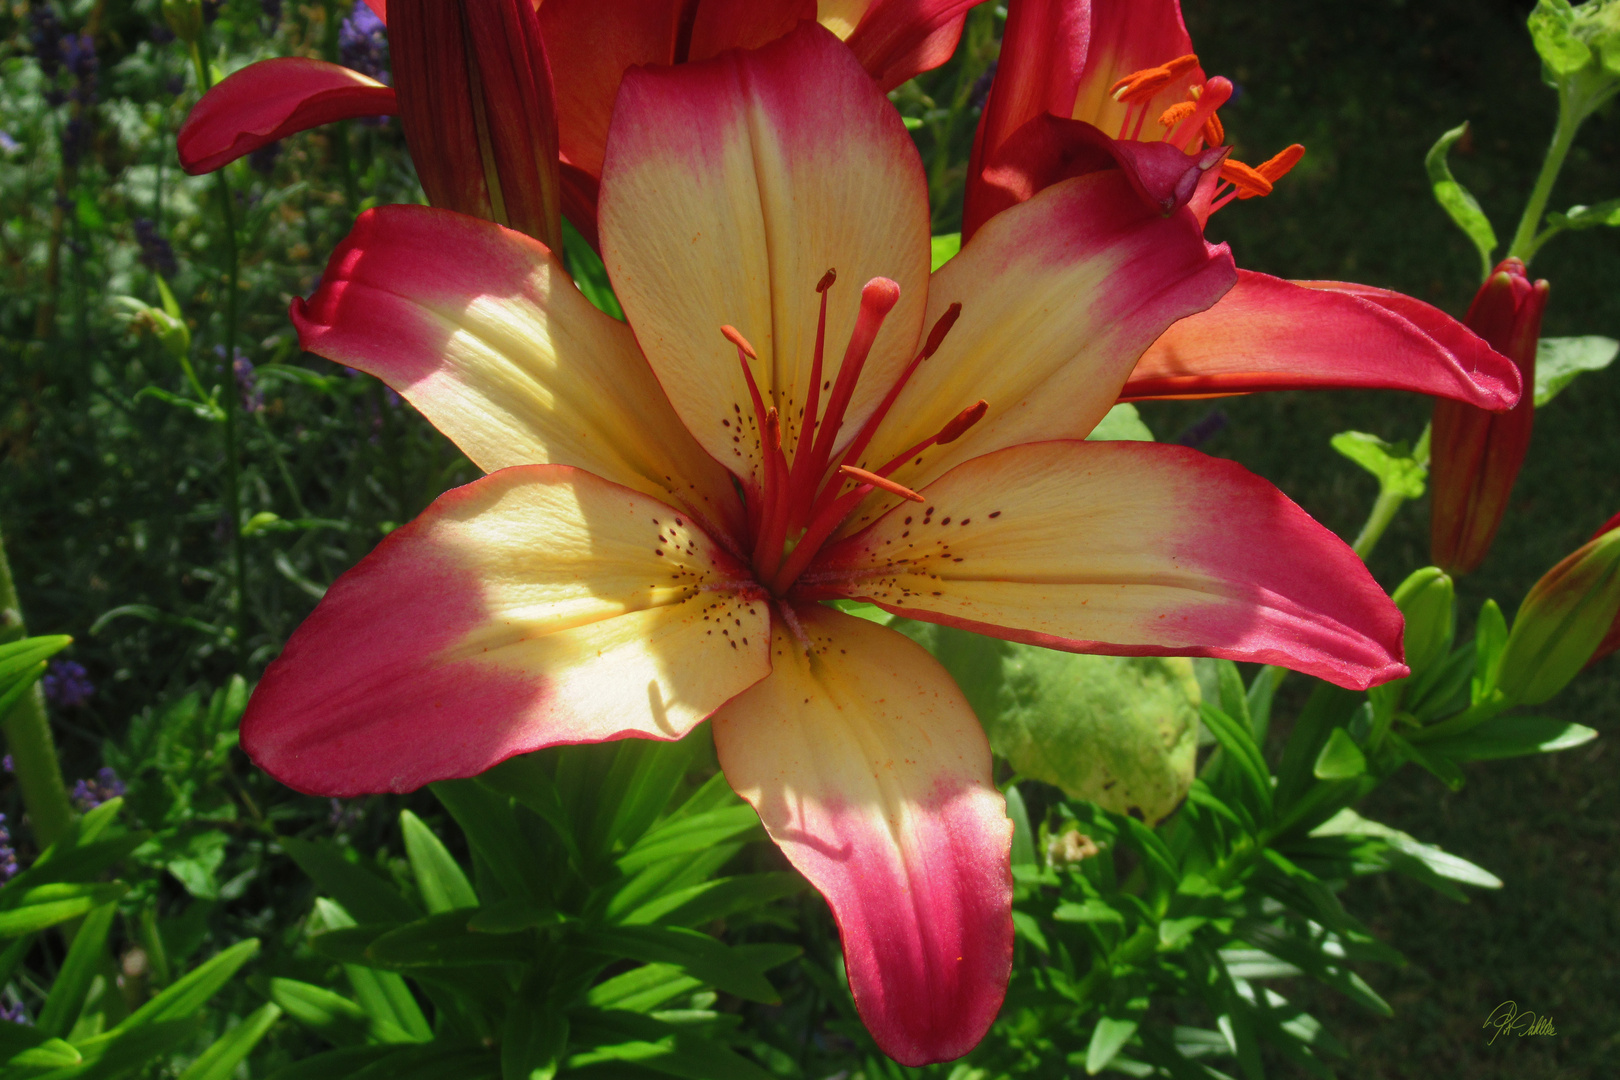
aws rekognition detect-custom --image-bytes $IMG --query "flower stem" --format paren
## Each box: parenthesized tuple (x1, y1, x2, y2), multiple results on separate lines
(1351, 423, 1431, 562)
(190, 41, 249, 653)
(1507, 87, 1583, 267)
(0, 522, 75, 849)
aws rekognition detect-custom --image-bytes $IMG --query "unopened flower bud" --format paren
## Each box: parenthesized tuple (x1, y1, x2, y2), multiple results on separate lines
(1429, 258, 1549, 575)
(162, 0, 204, 44)
(1392, 567, 1455, 677)
(389, 0, 562, 252)
(1497, 514, 1620, 704)
(114, 297, 192, 361)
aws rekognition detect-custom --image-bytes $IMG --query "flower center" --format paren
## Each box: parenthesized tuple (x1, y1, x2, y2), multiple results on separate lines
(721, 273, 976, 598)
(1110, 54, 1305, 218)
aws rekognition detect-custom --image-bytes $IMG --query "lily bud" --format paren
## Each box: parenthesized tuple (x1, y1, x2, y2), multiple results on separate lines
(1392, 567, 1455, 678)
(388, 0, 562, 253)
(114, 297, 192, 362)
(1496, 513, 1620, 704)
(161, 0, 203, 44)
(1428, 258, 1549, 575)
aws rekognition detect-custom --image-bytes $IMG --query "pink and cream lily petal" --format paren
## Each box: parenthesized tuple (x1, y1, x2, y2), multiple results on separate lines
(253, 23, 1405, 1065)
(177, 57, 396, 175)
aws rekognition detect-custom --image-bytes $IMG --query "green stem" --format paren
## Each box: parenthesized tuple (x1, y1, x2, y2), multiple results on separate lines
(0, 523, 75, 848)
(1507, 88, 1582, 266)
(190, 42, 249, 653)
(1351, 423, 1431, 561)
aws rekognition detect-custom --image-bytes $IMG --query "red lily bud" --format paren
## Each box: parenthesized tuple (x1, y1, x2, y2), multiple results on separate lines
(1428, 258, 1549, 575)
(388, 0, 562, 253)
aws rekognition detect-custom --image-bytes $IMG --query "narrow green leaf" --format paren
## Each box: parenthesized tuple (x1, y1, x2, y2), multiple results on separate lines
(0, 882, 127, 937)
(313, 899, 433, 1042)
(1087, 402, 1155, 442)
(616, 805, 762, 874)
(501, 979, 566, 1080)
(281, 838, 420, 924)
(37, 901, 118, 1037)
(1423, 714, 1597, 761)
(1053, 899, 1126, 925)
(176, 1003, 283, 1080)
(271, 978, 416, 1045)
(586, 963, 704, 1013)
(1087, 1007, 1146, 1075)
(401, 811, 479, 914)
(365, 912, 530, 968)
(1389, 732, 1466, 791)
(1533, 335, 1620, 406)
(1473, 598, 1509, 700)
(1005, 785, 1037, 869)
(431, 780, 546, 903)
(8, 1036, 83, 1067)
(1200, 703, 1273, 819)
(118, 939, 260, 1030)
(1424, 122, 1497, 279)
(619, 872, 804, 928)
(930, 233, 961, 270)
(574, 925, 786, 1004)
(568, 1009, 776, 1080)
(1312, 728, 1367, 780)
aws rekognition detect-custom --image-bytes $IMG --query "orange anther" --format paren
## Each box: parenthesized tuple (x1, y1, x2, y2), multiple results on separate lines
(1110, 54, 1200, 104)
(839, 465, 924, 502)
(1256, 143, 1306, 182)
(1218, 159, 1273, 198)
(1202, 110, 1225, 147)
(1158, 101, 1197, 128)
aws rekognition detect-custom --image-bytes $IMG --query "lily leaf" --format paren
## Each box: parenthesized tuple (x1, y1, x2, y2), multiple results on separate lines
(1545, 197, 1620, 232)
(1087, 402, 1155, 442)
(1424, 122, 1497, 280)
(930, 232, 961, 270)
(1528, 0, 1592, 77)
(1534, 335, 1620, 406)
(892, 621, 1199, 824)
(1330, 431, 1426, 499)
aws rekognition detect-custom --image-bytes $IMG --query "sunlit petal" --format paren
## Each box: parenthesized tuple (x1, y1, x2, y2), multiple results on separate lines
(243, 465, 770, 796)
(713, 606, 1011, 1066)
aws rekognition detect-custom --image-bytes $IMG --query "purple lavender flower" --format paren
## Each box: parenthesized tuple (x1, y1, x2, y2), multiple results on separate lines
(0, 131, 18, 154)
(2, 755, 11, 772)
(71, 766, 125, 811)
(61, 31, 96, 83)
(1174, 409, 1230, 450)
(216, 347, 265, 413)
(0, 997, 29, 1025)
(133, 218, 178, 278)
(41, 659, 94, 708)
(339, 1, 390, 85)
(328, 798, 362, 832)
(0, 814, 18, 884)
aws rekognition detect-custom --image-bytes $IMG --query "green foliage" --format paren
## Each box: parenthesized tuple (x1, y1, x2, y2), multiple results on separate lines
(1424, 123, 1498, 280)
(1534, 334, 1620, 405)
(272, 734, 802, 1079)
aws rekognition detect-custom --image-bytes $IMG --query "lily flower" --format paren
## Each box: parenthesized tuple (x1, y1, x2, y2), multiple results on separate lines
(242, 26, 1404, 1065)
(175, 0, 980, 243)
(1428, 258, 1549, 575)
(961, 0, 1524, 411)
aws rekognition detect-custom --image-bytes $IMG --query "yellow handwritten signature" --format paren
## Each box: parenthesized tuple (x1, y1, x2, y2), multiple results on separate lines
(1483, 1001, 1557, 1044)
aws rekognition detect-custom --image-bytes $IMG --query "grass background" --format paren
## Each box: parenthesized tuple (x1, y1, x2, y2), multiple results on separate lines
(1138, 1, 1620, 1075)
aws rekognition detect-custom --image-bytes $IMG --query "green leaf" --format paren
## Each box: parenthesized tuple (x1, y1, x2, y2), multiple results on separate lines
(1389, 732, 1466, 791)
(7, 1036, 82, 1068)
(281, 838, 420, 925)
(365, 912, 530, 968)
(1330, 431, 1426, 498)
(1424, 122, 1497, 280)
(0, 635, 71, 689)
(1199, 703, 1273, 819)
(616, 805, 762, 875)
(37, 901, 118, 1037)
(401, 811, 479, 914)
(1311, 808, 1502, 889)
(1533, 335, 1620, 406)
(312, 900, 433, 1042)
(0, 882, 128, 937)
(574, 926, 790, 1004)
(1006, 785, 1037, 869)
(1312, 728, 1367, 780)
(117, 939, 260, 1030)
(563, 217, 623, 320)
(176, 1003, 283, 1080)
(930, 233, 961, 271)
(586, 963, 703, 1013)
(271, 978, 417, 1045)
(1528, 0, 1592, 76)
(1086, 403, 1155, 442)
(70, 1017, 207, 1079)
(1546, 197, 1620, 233)
(568, 1009, 776, 1080)
(618, 872, 804, 927)
(431, 780, 547, 903)
(1422, 714, 1597, 761)
(1087, 999, 1148, 1075)
(1473, 598, 1510, 701)
(501, 978, 566, 1080)
(263, 1047, 396, 1080)
(1053, 899, 1126, 925)
(893, 620, 1198, 824)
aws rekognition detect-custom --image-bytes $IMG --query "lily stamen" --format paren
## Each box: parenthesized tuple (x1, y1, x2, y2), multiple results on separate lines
(839, 465, 925, 503)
